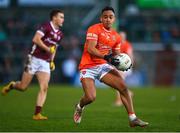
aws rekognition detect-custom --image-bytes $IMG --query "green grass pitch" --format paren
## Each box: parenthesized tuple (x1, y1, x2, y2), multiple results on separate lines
(0, 84, 180, 132)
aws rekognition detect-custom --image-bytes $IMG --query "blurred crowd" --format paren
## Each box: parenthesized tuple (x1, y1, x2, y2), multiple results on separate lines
(0, 8, 179, 86)
(119, 15, 180, 43)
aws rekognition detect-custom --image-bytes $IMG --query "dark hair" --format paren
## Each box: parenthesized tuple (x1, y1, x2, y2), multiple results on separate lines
(50, 9, 63, 20)
(101, 6, 115, 14)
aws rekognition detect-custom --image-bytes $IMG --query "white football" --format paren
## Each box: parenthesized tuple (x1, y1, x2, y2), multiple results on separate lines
(114, 53, 132, 71)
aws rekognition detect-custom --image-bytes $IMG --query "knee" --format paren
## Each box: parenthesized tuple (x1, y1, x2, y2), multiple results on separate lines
(118, 87, 128, 95)
(40, 84, 49, 93)
(116, 82, 128, 94)
(86, 94, 96, 102)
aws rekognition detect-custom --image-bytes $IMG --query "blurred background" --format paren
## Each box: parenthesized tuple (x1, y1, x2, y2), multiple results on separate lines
(0, 0, 180, 87)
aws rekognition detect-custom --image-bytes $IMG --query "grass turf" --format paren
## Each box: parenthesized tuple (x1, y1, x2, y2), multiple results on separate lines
(0, 84, 180, 132)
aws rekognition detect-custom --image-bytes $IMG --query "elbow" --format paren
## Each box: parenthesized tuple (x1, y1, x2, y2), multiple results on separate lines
(32, 37, 36, 44)
(87, 48, 93, 55)
(32, 37, 39, 44)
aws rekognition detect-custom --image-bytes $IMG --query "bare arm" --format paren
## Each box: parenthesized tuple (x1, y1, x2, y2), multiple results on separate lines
(87, 40, 104, 58)
(32, 32, 51, 53)
(87, 40, 120, 66)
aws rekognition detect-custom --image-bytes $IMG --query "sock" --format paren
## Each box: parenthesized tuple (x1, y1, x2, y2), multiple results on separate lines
(34, 106, 42, 115)
(128, 113, 137, 121)
(78, 103, 84, 110)
(77, 103, 82, 109)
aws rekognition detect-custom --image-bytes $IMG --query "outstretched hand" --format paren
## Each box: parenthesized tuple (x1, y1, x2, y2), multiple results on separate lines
(49, 46, 56, 54)
(50, 61, 55, 71)
(104, 54, 120, 66)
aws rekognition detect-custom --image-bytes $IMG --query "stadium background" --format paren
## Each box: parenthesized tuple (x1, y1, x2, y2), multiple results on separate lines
(0, 0, 179, 86)
(0, 0, 180, 132)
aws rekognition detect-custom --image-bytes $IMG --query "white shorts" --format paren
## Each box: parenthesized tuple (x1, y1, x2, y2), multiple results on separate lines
(25, 55, 50, 75)
(80, 63, 114, 81)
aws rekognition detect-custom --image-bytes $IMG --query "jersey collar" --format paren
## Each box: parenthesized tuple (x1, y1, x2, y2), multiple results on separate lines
(50, 21, 59, 32)
(101, 23, 112, 33)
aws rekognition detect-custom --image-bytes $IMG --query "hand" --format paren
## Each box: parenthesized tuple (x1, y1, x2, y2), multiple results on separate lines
(49, 46, 56, 54)
(50, 61, 55, 71)
(104, 54, 120, 66)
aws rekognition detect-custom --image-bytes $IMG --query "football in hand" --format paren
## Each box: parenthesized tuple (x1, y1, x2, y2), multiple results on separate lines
(114, 53, 132, 71)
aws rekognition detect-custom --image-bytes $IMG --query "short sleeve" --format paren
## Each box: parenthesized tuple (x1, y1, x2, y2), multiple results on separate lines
(113, 34, 121, 50)
(127, 43, 133, 54)
(86, 25, 99, 41)
(36, 23, 48, 37)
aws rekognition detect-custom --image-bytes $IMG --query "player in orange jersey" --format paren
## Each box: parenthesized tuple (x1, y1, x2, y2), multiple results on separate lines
(73, 6, 148, 127)
(114, 31, 134, 106)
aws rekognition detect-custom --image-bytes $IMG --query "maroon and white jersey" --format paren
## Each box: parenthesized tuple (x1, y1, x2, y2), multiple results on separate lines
(30, 21, 63, 62)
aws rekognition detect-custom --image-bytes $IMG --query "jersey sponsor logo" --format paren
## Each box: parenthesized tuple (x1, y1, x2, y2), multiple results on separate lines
(101, 33, 106, 36)
(100, 32, 110, 40)
(57, 36, 61, 41)
(44, 38, 57, 45)
(50, 31, 61, 40)
(97, 43, 111, 50)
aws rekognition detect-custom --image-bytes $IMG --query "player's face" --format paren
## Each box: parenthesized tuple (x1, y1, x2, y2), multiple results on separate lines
(54, 13, 64, 27)
(100, 10, 115, 30)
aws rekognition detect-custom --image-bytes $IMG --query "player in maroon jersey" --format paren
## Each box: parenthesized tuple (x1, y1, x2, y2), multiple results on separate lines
(1, 9, 64, 120)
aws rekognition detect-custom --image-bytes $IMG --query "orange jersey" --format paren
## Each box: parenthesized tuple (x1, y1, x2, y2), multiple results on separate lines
(79, 23, 121, 70)
(120, 40, 133, 56)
